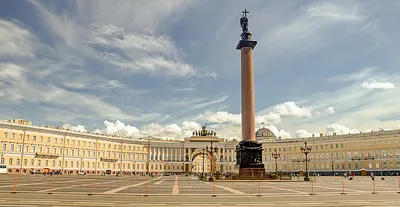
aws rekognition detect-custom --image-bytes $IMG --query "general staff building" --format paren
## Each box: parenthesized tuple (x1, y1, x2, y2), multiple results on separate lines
(0, 119, 399, 176)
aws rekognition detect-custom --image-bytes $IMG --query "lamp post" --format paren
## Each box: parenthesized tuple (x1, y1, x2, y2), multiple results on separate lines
(80, 157, 83, 173)
(301, 141, 312, 181)
(205, 144, 218, 178)
(271, 149, 280, 174)
(202, 148, 205, 176)
(146, 140, 150, 175)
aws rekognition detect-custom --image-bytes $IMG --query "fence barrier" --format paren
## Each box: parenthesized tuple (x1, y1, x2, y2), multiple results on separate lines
(309, 181, 315, 195)
(211, 181, 216, 197)
(87, 180, 93, 196)
(341, 180, 346, 195)
(11, 178, 17, 194)
(397, 179, 400, 194)
(144, 181, 149, 197)
(371, 180, 377, 194)
(257, 181, 261, 197)
(47, 178, 53, 194)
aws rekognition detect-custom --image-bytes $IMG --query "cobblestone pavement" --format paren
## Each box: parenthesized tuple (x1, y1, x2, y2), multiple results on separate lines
(0, 175, 399, 206)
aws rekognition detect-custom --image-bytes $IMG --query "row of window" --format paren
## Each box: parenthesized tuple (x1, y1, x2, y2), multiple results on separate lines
(268, 160, 400, 170)
(6, 158, 184, 171)
(263, 149, 400, 162)
(267, 139, 399, 153)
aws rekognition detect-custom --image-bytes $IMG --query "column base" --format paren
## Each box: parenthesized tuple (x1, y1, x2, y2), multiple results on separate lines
(236, 140, 265, 179)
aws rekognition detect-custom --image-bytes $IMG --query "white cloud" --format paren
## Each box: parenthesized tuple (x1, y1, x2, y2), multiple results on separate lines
(90, 23, 209, 78)
(93, 120, 140, 137)
(264, 125, 291, 138)
(196, 102, 311, 127)
(193, 95, 228, 109)
(0, 20, 38, 58)
(197, 111, 241, 126)
(89, 120, 204, 140)
(62, 124, 87, 133)
(326, 107, 335, 114)
(305, 1, 362, 21)
(326, 124, 360, 135)
(295, 129, 319, 138)
(362, 80, 395, 89)
(328, 67, 377, 83)
(273, 102, 311, 118)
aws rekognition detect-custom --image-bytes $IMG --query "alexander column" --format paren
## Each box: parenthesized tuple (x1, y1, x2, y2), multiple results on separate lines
(236, 9, 265, 179)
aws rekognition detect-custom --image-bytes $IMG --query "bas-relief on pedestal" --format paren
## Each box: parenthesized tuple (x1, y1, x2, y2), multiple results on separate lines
(235, 9, 265, 179)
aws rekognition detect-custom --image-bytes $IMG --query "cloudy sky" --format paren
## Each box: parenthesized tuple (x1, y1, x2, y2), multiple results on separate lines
(1, 0, 399, 140)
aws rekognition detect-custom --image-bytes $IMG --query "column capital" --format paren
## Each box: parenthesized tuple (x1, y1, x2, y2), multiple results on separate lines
(237, 40, 257, 50)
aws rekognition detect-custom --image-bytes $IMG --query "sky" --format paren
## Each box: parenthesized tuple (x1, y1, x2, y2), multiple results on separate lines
(0, 0, 400, 140)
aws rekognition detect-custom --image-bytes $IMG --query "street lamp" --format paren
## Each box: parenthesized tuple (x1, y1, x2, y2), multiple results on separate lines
(205, 144, 218, 178)
(301, 141, 312, 181)
(146, 140, 150, 175)
(271, 149, 280, 174)
(202, 148, 205, 176)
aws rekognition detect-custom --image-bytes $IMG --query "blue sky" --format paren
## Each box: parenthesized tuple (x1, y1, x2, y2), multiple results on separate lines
(0, 0, 399, 139)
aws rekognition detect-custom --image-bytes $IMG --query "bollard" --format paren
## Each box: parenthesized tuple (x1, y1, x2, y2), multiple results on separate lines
(47, 178, 53, 194)
(340, 180, 346, 195)
(257, 181, 261, 197)
(309, 181, 315, 195)
(371, 179, 378, 194)
(11, 178, 17, 194)
(211, 181, 216, 197)
(144, 181, 149, 197)
(397, 180, 400, 194)
(87, 180, 93, 196)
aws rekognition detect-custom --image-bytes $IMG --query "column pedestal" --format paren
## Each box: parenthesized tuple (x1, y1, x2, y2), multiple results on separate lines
(236, 140, 265, 179)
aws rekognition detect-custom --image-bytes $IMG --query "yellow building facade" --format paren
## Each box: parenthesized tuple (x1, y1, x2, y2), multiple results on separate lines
(0, 119, 399, 175)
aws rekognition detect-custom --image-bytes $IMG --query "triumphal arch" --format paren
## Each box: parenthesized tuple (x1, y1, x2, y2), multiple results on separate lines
(183, 125, 238, 175)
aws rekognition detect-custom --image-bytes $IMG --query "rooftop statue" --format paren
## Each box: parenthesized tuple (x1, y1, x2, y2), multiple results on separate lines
(240, 9, 249, 33)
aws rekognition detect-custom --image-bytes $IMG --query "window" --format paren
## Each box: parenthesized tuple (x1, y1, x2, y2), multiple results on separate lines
(8, 158, 13, 165)
(25, 145, 28, 153)
(3, 132, 8, 138)
(11, 133, 15, 139)
(39, 146, 43, 153)
(17, 144, 22, 152)
(18, 134, 22, 140)
(26, 135, 29, 140)
(46, 146, 50, 153)
(24, 159, 27, 166)
(40, 136, 43, 142)
(47, 137, 50, 143)
(32, 145, 36, 153)
(78, 141, 80, 146)
(54, 138, 57, 144)
(10, 143, 14, 152)
(31, 159, 34, 166)
(2, 143, 6, 151)
(45, 160, 48, 166)
(38, 160, 41, 166)
(33, 136, 36, 141)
